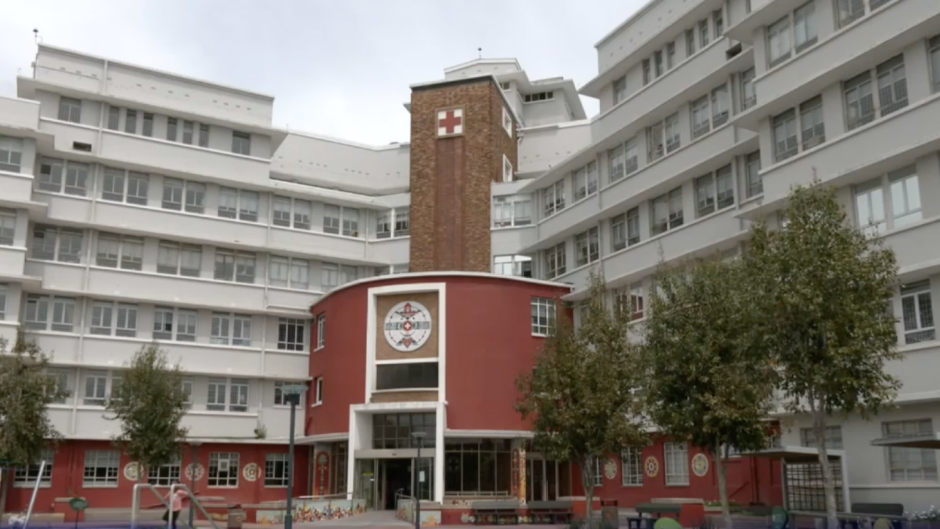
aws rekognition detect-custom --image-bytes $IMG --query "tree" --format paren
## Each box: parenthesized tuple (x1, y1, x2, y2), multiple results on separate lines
(516, 272, 648, 523)
(642, 256, 776, 529)
(0, 331, 68, 516)
(743, 182, 899, 529)
(106, 344, 190, 477)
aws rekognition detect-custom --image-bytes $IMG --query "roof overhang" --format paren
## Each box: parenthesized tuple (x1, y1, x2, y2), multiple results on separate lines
(725, 1, 794, 43)
(495, 70, 587, 121)
(871, 432, 940, 450)
(740, 445, 846, 463)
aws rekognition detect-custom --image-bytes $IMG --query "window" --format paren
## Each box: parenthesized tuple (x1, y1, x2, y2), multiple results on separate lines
(340, 265, 358, 284)
(208, 453, 240, 487)
(572, 162, 598, 201)
(107, 106, 120, 131)
(686, 28, 696, 57)
(157, 241, 202, 277)
(493, 195, 532, 228)
(264, 454, 290, 487)
(273, 197, 291, 227)
(691, 96, 711, 140)
(610, 207, 640, 252)
(232, 132, 251, 155)
(153, 306, 197, 342)
(800, 426, 844, 449)
(691, 85, 729, 140)
(24, 294, 75, 332)
(269, 255, 309, 290)
(102, 168, 149, 205)
(95, 233, 143, 271)
(711, 85, 729, 128)
(58, 97, 82, 123)
(593, 457, 604, 487)
(502, 107, 513, 137)
(544, 243, 566, 279)
(83, 450, 119, 486)
(214, 249, 255, 283)
(207, 379, 249, 413)
(143, 113, 154, 137)
(82, 371, 108, 406)
(666, 41, 676, 70)
(321, 262, 339, 290)
(198, 124, 210, 147)
(651, 187, 684, 236)
(694, 165, 734, 218)
(0, 283, 6, 320)
(393, 207, 410, 236)
(889, 166, 922, 227)
(542, 181, 565, 217)
(278, 318, 306, 351)
(182, 121, 194, 145)
(182, 379, 193, 407)
(664, 442, 689, 486)
(37, 158, 89, 196)
(845, 56, 907, 132)
(654, 51, 664, 78)
(210, 313, 252, 346)
(642, 59, 652, 86)
(376, 363, 438, 390)
(930, 35, 940, 93)
(575, 227, 600, 267)
(493, 255, 533, 278)
(613, 76, 627, 105)
(166, 118, 178, 142)
(901, 280, 935, 344)
(523, 92, 554, 103)
(207, 378, 228, 410)
(124, 110, 137, 134)
(745, 151, 762, 198)
(218, 187, 259, 222)
(373, 413, 437, 450)
(13, 449, 54, 486)
(31, 225, 84, 264)
(713, 9, 724, 36)
(184, 181, 206, 214)
(311, 314, 324, 350)
(793, 2, 817, 53)
(503, 155, 514, 183)
(883, 419, 938, 482)
(698, 19, 709, 48)
(0, 136, 23, 173)
(835, 0, 866, 28)
(0, 209, 16, 246)
(272, 196, 312, 230)
(90, 301, 138, 337)
(148, 456, 181, 487)
(854, 165, 921, 236)
(772, 96, 827, 162)
(799, 96, 825, 151)
(531, 297, 556, 336)
(323, 205, 360, 237)
(772, 110, 798, 162)
(647, 113, 679, 162)
(767, 16, 792, 68)
(629, 283, 645, 321)
(621, 449, 642, 486)
(740, 68, 756, 111)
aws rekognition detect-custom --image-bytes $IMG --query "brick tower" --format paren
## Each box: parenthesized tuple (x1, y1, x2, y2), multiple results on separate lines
(408, 77, 517, 272)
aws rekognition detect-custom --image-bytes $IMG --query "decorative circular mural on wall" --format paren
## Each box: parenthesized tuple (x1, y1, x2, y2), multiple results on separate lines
(242, 463, 259, 482)
(384, 301, 433, 352)
(123, 462, 142, 481)
(644, 456, 659, 478)
(691, 453, 709, 477)
(604, 458, 618, 480)
(185, 463, 205, 481)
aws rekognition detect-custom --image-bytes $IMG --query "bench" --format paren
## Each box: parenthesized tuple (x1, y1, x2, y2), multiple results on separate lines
(852, 504, 904, 517)
(472, 500, 520, 525)
(527, 501, 573, 524)
(635, 503, 681, 517)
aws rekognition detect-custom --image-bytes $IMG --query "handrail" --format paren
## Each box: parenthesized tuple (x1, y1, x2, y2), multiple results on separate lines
(22, 460, 46, 529)
(131, 483, 170, 529)
(170, 483, 221, 529)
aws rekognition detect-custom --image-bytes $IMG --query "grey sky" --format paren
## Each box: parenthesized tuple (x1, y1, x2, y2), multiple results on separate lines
(0, 0, 646, 145)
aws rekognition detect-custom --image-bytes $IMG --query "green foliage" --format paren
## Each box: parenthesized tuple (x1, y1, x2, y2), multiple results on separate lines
(516, 271, 647, 518)
(0, 330, 66, 467)
(643, 256, 776, 529)
(106, 344, 189, 472)
(743, 182, 900, 528)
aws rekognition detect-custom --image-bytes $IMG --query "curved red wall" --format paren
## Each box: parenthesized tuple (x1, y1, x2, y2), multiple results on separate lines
(305, 275, 571, 436)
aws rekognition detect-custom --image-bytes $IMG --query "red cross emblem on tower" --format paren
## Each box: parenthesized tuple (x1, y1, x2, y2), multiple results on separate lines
(437, 108, 463, 137)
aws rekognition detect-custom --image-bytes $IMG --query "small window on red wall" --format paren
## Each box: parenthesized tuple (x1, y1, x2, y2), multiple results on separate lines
(316, 314, 325, 350)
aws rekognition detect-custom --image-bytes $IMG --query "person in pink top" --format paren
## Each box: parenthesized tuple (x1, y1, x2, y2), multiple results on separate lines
(162, 481, 189, 529)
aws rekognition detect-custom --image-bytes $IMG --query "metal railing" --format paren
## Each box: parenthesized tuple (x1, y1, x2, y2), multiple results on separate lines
(131, 483, 170, 529)
(21, 460, 46, 529)
(169, 483, 221, 529)
(131, 482, 220, 529)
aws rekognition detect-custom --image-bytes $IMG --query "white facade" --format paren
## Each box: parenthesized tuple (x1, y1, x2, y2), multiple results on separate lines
(1, 0, 939, 511)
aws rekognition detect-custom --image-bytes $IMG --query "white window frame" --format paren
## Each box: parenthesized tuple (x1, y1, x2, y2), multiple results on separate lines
(264, 453, 290, 487)
(502, 107, 513, 137)
(542, 181, 566, 218)
(772, 94, 826, 163)
(844, 55, 908, 132)
(694, 164, 735, 218)
(613, 76, 627, 105)
(148, 455, 182, 487)
(544, 242, 566, 279)
(0, 208, 17, 246)
(0, 135, 24, 173)
(316, 314, 326, 350)
(213, 249, 255, 284)
(157, 240, 202, 277)
(664, 442, 690, 486)
(231, 131, 251, 156)
(647, 113, 680, 162)
(277, 318, 306, 351)
(24, 294, 76, 332)
(58, 97, 82, 123)
(929, 34, 940, 93)
(744, 151, 762, 198)
(740, 68, 756, 111)
(321, 262, 339, 290)
(493, 195, 532, 228)
(269, 255, 309, 290)
(323, 204, 360, 237)
(218, 187, 259, 222)
(90, 301, 138, 338)
(272, 196, 312, 230)
(573, 162, 598, 201)
(102, 167, 150, 206)
(13, 449, 54, 487)
(315, 377, 323, 405)
(95, 232, 143, 271)
(206, 378, 250, 414)
(82, 450, 119, 487)
(883, 419, 938, 482)
(208, 452, 240, 487)
(901, 280, 935, 345)
(575, 227, 600, 267)
(853, 165, 922, 237)
(493, 255, 532, 277)
(502, 155, 514, 183)
(37, 158, 89, 197)
(31, 225, 84, 264)
(622, 448, 642, 486)
(530, 297, 556, 337)
(210, 313, 253, 347)
(800, 425, 844, 449)
(651, 187, 684, 236)
(153, 306, 198, 342)
(523, 92, 554, 103)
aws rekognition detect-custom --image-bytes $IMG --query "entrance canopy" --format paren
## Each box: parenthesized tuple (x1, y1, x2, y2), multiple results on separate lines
(740, 445, 846, 463)
(871, 432, 940, 450)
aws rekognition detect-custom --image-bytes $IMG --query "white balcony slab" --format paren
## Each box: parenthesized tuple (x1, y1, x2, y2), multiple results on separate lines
(0, 172, 37, 206)
(885, 218, 940, 281)
(887, 344, 940, 399)
(182, 412, 259, 439)
(0, 96, 41, 131)
(267, 287, 320, 313)
(0, 246, 27, 280)
(47, 407, 74, 438)
(737, 0, 940, 130)
(264, 350, 312, 381)
(269, 227, 369, 264)
(761, 94, 940, 204)
(365, 236, 410, 265)
(491, 226, 538, 258)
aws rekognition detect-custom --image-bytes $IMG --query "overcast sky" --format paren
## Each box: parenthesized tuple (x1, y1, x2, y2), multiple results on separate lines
(0, 0, 646, 145)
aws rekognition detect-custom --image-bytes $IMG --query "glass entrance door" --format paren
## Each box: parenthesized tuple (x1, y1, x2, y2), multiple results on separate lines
(415, 457, 434, 501)
(354, 459, 377, 510)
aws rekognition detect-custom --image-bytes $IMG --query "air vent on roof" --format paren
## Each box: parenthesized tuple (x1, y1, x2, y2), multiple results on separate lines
(72, 141, 92, 152)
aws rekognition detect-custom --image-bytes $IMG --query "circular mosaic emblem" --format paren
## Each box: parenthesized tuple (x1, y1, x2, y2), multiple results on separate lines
(317, 452, 329, 465)
(243, 463, 259, 482)
(644, 456, 659, 478)
(123, 462, 141, 481)
(185, 463, 205, 481)
(691, 453, 709, 477)
(384, 301, 433, 352)
(604, 459, 618, 480)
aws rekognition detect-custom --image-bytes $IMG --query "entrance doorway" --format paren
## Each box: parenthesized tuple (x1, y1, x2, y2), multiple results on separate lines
(383, 459, 411, 510)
